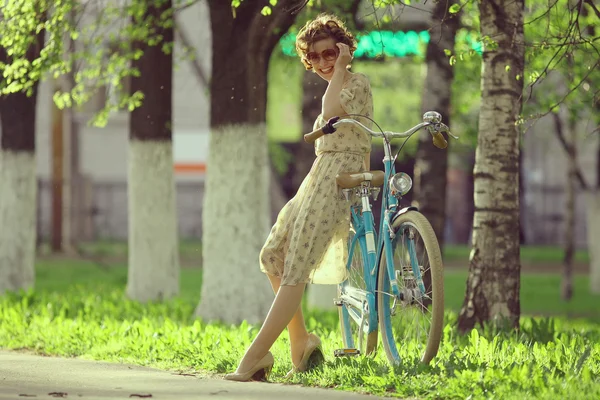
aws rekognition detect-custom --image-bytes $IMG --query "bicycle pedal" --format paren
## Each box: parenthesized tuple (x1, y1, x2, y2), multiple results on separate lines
(334, 348, 361, 357)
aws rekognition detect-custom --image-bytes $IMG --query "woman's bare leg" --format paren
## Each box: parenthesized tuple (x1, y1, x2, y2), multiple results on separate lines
(267, 275, 309, 366)
(234, 281, 307, 373)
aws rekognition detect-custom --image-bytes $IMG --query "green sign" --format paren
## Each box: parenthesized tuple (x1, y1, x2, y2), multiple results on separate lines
(279, 30, 482, 58)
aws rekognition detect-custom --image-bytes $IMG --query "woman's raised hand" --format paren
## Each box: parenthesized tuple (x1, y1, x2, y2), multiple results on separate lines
(335, 43, 352, 70)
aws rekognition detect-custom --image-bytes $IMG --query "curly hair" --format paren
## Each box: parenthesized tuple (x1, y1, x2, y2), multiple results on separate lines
(295, 13, 357, 71)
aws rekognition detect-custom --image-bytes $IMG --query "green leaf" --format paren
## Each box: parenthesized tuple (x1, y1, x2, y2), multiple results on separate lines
(444, 49, 452, 56)
(449, 3, 461, 14)
(260, 6, 272, 16)
(269, 0, 277, 5)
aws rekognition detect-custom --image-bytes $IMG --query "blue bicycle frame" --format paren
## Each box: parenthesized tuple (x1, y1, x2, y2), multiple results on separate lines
(337, 119, 429, 351)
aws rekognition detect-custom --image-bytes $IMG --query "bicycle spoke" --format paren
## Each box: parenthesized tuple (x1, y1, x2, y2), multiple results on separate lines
(377, 214, 444, 365)
(338, 226, 372, 354)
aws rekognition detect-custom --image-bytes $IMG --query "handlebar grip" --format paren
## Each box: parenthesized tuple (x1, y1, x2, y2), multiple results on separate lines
(323, 116, 340, 134)
(432, 132, 448, 149)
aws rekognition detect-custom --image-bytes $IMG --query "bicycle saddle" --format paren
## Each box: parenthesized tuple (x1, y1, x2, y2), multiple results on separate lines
(336, 170, 385, 189)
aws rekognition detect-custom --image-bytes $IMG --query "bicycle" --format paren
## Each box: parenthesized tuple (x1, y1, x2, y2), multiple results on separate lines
(332, 111, 458, 366)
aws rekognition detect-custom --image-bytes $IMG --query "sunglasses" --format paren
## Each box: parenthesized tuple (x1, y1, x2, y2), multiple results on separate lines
(305, 48, 338, 65)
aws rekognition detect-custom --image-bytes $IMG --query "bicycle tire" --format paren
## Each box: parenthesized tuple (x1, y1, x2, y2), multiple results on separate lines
(377, 211, 444, 365)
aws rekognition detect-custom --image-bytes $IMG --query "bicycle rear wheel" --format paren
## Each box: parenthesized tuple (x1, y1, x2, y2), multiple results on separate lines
(338, 226, 378, 356)
(377, 211, 444, 365)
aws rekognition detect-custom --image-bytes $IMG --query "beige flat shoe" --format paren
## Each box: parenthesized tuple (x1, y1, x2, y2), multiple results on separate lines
(224, 352, 274, 382)
(285, 333, 324, 379)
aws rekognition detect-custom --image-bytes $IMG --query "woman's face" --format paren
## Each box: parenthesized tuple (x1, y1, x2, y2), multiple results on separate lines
(307, 38, 339, 81)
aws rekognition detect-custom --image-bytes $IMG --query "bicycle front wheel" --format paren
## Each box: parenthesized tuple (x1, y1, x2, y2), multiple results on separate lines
(377, 211, 444, 365)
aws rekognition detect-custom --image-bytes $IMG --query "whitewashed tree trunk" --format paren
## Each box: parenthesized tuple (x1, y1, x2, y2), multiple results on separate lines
(586, 191, 600, 294)
(196, 124, 272, 324)
(126, 140, 179, 301)
(458, 0, 524, 332)
(126, 0, 179, 302)
(198, 0, 303, 324)
(0, 21, 43, 295)
(0, 151, 36, 294)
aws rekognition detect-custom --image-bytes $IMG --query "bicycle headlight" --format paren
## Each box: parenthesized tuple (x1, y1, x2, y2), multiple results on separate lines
(389, 172, 412, 196)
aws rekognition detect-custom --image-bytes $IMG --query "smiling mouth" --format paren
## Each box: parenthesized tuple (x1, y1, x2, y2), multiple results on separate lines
(320, 66, 334, 74)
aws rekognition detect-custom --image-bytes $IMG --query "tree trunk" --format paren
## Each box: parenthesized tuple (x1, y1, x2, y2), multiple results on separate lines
(592, 97, 600, 294)
(561, 112, 578, 301)
(587, 191, 600, 294)
(457, 0, 524, 332)
(597, 132, 600, 189)
(295, 70, 323, 190)
(0, 98, 38, 295)
(0, 23, 44, 295)
(126, 0, 180, 302)
(196, 0, 302, 324)
(413, 0, 460, 252)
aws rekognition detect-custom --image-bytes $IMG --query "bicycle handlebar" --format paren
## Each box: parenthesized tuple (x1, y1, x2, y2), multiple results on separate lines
(331, 111, 458, 149)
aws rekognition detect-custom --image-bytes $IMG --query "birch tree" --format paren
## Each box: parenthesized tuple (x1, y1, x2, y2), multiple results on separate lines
(457, 0, 525, 332)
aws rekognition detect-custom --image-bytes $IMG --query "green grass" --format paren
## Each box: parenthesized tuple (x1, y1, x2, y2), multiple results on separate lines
(55, 241, 590, 267)
(443, 245, 590, 265)
(2, 259, 600, 399)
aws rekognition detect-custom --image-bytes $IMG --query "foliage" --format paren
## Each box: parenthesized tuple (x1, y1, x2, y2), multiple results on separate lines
(0, 1, 61, 96)
(364, 0, 599, 147)
(2, 0, 596, 130)
(1, 260, 599, 399)
(0, 0, 189, 127)
(521, 0, 599, 124)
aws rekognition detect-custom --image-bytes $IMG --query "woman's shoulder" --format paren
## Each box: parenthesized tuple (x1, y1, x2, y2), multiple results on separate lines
(345, 72, 371, 87)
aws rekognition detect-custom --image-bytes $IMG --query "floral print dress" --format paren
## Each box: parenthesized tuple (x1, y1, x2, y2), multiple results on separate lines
(260, 73, 374, 286)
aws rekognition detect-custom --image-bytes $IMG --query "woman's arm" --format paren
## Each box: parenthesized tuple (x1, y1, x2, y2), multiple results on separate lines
(321, 43, 353, 120)
(321, 69, 346, 120)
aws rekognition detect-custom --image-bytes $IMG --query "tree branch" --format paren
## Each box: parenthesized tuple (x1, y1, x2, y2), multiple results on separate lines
(524, 1, 583, 104)
(551, 112, 589, 190)
(350, 0, 365, 31)
(260, 0, 306, 58)
(525, 59, 600, 122)
(174, 17, 209, 91)
(584, 0, 600, 19)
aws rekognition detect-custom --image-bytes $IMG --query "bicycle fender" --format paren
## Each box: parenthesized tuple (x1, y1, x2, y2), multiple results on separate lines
(391, 206, 419, 225)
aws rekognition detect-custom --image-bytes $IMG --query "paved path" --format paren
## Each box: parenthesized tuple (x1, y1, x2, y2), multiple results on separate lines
(0, 351, 388, 400)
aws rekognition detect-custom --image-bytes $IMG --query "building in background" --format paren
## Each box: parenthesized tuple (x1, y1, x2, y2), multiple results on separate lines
(34, 1, 211, 240)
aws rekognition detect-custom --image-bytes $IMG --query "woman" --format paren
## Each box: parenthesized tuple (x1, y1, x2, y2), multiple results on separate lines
(225, 13, 373, 382)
